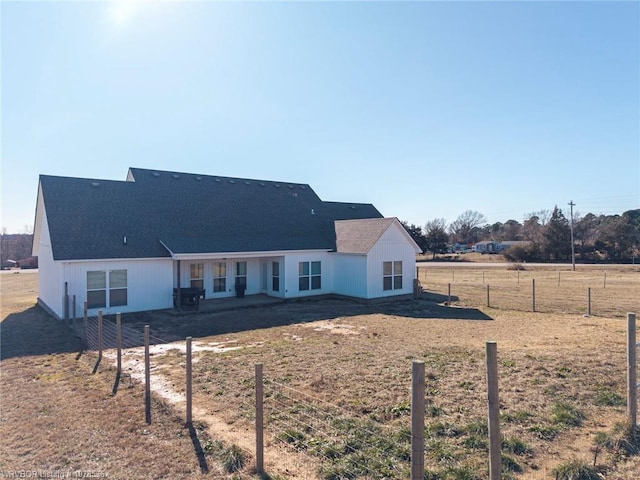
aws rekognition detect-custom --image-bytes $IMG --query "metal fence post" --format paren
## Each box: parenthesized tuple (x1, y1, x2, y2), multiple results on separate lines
(532, 279, 536, 312)
(411, 360, 425, 480)
(486, 342, 501, 480)
(255, 363, 264, 475)
(587, 288, 591, 317)
(83, 301, 88, 345)
(116, 313, 122, 374)
(98, 310, 103, 361)
(628, 313, 637, 426)
(145, 325, 151, 424)
(186, 336, 193, 425)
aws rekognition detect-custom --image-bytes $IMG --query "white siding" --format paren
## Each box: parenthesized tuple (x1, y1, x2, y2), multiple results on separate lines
(36, 201, 64, 318)
(333, 254, 368, 298)
(282, 252, 334, 299)
(64, 259, 174, 316)
(365, 223, 417, 298)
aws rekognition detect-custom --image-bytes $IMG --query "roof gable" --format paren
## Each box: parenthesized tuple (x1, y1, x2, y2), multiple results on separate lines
(335, 217, 420, 254)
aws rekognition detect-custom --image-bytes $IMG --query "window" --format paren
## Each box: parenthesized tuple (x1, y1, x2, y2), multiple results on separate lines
(87, 269, 127, 308)
(213, 262, 226, 293)
(190, 263, 204, 289)
(235, 261, 247, 288)
(272, 261, 280, 292)
(299, 261, 321, 291)
(87, 271, 106, 309)
(383, 261, 403, 291)
(109, 269, 128, 307)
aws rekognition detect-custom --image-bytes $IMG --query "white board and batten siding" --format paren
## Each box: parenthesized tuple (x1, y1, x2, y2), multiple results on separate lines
(365, 222, 418, 299)
(63, 258, 174, 317)
(281, 251, 334, 299)
(333, 254, 368, 299)
(34, 202, 65, 318)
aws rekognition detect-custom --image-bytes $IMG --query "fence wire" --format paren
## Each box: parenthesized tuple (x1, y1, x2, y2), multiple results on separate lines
(420, 268, 640, 318)
(264, 378, 411, 480)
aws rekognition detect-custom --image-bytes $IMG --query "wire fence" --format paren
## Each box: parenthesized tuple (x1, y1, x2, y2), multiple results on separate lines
(419, 267, 640, 317)
(264, 378, 411, 479)
(67, 300, 639, 479)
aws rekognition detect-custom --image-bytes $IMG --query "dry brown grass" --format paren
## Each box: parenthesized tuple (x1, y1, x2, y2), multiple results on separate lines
(2, 268, 640, 479)
(0, 272, 246, 479)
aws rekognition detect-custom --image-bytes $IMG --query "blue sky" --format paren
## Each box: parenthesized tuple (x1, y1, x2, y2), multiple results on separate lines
(2, 0, 639, 233)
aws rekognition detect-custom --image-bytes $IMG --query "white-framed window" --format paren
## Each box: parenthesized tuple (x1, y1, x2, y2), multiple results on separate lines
(213, 262, 226, 293)
(383, 261, 403, 291)
(87, 271, 106, 309)
(87, 269, 127, 308)
(272, 261, 280, 292)
(299, 261, 321, 291)
(235, 261, 247, 289)
(109, 269, 128, 307)
(190, 263, 204, 289)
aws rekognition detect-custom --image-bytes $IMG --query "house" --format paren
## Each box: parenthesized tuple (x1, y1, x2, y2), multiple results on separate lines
(472, 240, 532, 254)
(472, 241, 497, 254)
(33, 168, 422, 319)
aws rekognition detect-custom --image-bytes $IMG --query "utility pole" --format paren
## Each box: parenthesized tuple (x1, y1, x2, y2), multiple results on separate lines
(569, 200, 576, 271)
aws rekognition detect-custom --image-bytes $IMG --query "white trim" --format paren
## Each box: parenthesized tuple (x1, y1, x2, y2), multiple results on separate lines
(55, 256, 171, 264)
(159, 243, 332, 261)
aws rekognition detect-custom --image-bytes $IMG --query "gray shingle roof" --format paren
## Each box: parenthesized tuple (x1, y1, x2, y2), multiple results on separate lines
(335, 218, 397, 254)
(39, 168, 382, 261)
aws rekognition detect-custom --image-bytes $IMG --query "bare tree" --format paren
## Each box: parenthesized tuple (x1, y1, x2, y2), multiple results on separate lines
(449, 210, 487, 244)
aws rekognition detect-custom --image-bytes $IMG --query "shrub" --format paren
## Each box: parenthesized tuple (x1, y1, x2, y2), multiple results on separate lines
(593, 389, 625, 406)
(553, 460, 601, 480)
(501, 454, 522, 473)
(552, 402, 585, 428)
(220, 444, 247, 473)
(506, 262, 526, 271)
(501, 438, 530, 455)
(503, 243, 541, 262)
(528, 424, 560, 440)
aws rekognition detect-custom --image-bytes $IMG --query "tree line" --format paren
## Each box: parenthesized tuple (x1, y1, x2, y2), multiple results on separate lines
(0, 233, 34, 268)
(402, 207, 640, 263)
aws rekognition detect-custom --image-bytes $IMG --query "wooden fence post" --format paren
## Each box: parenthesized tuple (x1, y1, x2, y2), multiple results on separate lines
(255, 363, 264, 475)
(145, 325, 151, 424)
(411, 360, 425, 480)
(486, 342, 501, 480)
(447, 283, 451, 306)
(116, 313, 122, 374)
(486, 285, 490, 308)
(627, 313, 637, 426)
(532, 279, 536, 313)
(98, 310, 103, 361)
(186, 336, 193, 425)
